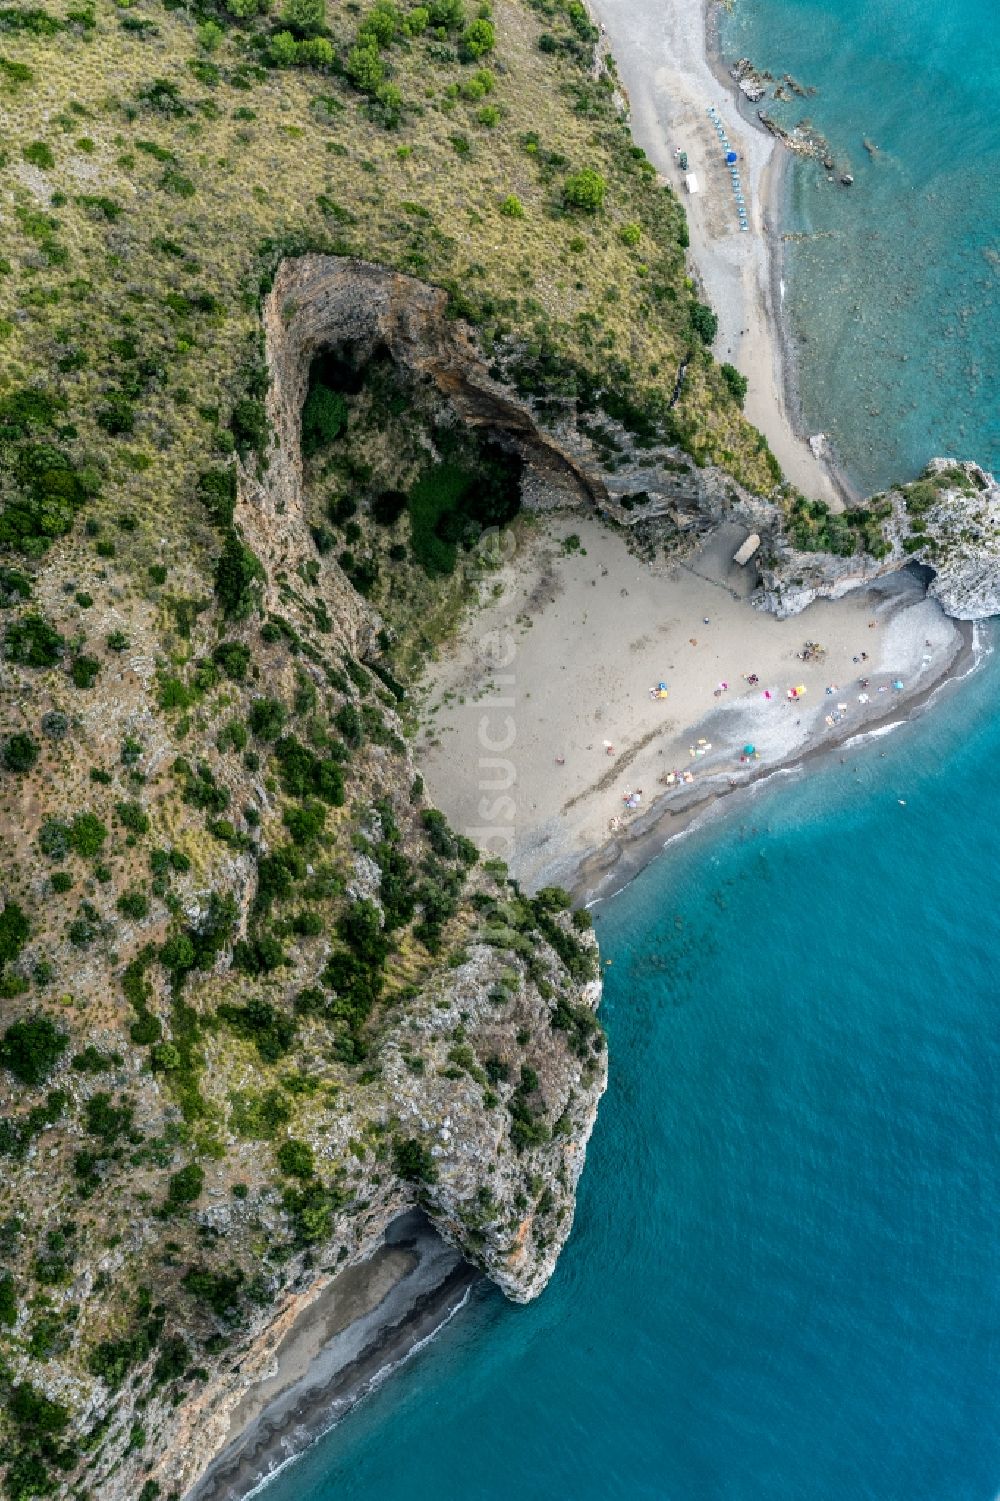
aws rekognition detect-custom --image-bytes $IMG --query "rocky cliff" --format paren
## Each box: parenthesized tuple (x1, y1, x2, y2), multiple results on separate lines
(268, 260, 998, 625)
(752, 461, 1000, 621)
(0, 249, 608, 1501)
(1, 235, 995, 1501)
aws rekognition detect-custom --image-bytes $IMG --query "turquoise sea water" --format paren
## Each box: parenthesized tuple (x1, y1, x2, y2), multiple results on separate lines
(267, 635, 1000, 1501)
(719, 0, 1000, 495)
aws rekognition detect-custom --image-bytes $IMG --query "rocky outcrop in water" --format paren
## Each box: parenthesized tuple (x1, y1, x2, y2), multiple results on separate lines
(730, 57, 770, 103)
(757, 111, 837, 170)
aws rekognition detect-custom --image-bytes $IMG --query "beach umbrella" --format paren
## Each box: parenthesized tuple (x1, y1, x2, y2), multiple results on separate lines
(726, 150, 738, 164)
(743, 744, 756, 756)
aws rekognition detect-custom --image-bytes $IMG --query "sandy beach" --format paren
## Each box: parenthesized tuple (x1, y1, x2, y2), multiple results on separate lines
(590, 0, 845, 506)
(415, 3, 974, 898)
(184, 1214, 479, 1501)
(417, 514, 969, 899)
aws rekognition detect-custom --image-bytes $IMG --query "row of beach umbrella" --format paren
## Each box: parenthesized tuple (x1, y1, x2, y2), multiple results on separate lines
(706, 104, 749, 231)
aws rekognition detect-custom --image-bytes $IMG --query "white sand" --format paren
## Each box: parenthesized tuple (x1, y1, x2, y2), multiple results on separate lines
(590, 0, 843, 506)
(416, 516, 963, 893)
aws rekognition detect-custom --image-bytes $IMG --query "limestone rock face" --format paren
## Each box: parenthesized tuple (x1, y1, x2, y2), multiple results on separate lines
(253, 254, 603, 526)
(904, 462, 1000, 619)
(232, 254, 608, 1311)
(258, 259, 994, 625)
(156, 934, 605, 1501)
(752, 535, 901, 620)
(250, 254, 763, 530)
(753, 461, 1000, 621)
(389, 940, 606, 1304)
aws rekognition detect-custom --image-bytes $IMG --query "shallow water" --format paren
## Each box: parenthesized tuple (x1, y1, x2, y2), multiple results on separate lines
(264, 637, 1000, 1500)
(719, 0, 1000, 494)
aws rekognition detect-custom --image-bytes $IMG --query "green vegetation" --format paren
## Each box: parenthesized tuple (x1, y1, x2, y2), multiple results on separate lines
(783, 492, 892, 560)
(276, 1138, 315, 1177)
(166, 1163, 204, 1208)
(720, 362, 748, 406)
(689, 301, 718, 346)
(408, 447, 522, 575)
(2, 731, 38, 772)
(562, 167, 606, 211)
(215, 533, 265, 619)
(301, 380, 348, 456)
(0, 1016, 67, 1086)
(0, 0, 717, 1484)
(3, 1381, 74, 1501)
(393, 1134, 438, 1184)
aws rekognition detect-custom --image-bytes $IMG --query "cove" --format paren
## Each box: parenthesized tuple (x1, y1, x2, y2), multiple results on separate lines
(264, 637, 1000, 1501)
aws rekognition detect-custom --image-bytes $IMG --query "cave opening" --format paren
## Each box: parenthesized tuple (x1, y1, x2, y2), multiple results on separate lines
(300, 341, 524, 583)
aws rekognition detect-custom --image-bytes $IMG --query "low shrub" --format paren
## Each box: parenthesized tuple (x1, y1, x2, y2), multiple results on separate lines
(214, 530, 265, 619)
(166, 1162, 204, 1208)
(3, 731, 38, 772)
(0, 1015, 67, 1084)
(249, 697, 286, 739)
(563, 168, 606, 211)
(393, 1134, 437, 1184)
(69, 811, 107, 856)
(720, 362, 748, 405)
(276, 1137, 314, 1178)
(217, 997, 296, 1061)
(212, 640, 251, 680)
(689, 301, 718, 345)
(0, 901, 29, 971)
(301, 382, 347, 455)
(70, 653, 100, 688)
(5, 612, 63, 666)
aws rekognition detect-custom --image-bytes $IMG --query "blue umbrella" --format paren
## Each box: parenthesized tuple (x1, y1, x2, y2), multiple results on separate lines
(725, 150, 738, 164)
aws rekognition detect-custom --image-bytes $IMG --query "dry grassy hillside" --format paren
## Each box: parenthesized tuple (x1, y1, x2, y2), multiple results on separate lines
(0, 0, 777, 1495)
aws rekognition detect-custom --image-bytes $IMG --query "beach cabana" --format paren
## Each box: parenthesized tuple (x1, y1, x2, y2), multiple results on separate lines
(733, 532, 761, 566)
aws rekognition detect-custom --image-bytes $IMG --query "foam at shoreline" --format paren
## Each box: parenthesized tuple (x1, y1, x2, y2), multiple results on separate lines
(419, 511, 972, 901)
(184, 1215, 479, 1501)
(576, 616, 981, 908)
